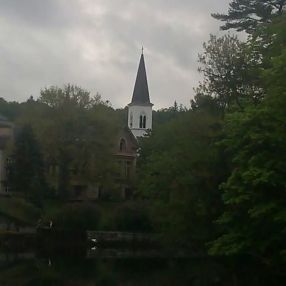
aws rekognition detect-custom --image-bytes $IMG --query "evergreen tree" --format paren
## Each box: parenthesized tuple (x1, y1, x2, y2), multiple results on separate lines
(10, 125, 46, 205)
(212, 0, 286, 33)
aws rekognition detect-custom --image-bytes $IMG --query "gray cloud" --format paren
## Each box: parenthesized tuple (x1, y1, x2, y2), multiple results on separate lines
(0, 0, 230, 109)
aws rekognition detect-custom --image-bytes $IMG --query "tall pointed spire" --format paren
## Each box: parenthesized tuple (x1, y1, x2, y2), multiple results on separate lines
(128, 50, 153, 138)
(130, 52, 151, 105)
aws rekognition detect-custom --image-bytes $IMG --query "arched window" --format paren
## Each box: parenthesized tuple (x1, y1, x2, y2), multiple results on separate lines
(139, 114, 147, 129)
(130, 112, 133, 128)
(143, 115, 146, 128)
(119, 138, 126, 152)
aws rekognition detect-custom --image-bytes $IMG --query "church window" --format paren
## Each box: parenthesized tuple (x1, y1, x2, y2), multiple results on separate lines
(119, 138, 126, 152)
(139, 114, 146, 128)
(143, 115, 146, 128)
(125, 161, 131, 179)
(130, 112, 133, 128)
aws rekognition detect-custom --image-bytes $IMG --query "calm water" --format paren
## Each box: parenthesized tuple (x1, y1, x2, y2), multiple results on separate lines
(0, 248, 284, 285)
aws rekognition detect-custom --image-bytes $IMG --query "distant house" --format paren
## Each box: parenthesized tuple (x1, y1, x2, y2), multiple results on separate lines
(0, 115, 14, 194)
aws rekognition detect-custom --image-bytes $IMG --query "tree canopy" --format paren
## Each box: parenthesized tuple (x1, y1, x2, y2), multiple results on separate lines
(212, 0, 286, 33)
(195, 34, 263, 112)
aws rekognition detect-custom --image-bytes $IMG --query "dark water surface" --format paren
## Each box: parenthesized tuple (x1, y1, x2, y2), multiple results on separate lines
(0, 248, 284, 285)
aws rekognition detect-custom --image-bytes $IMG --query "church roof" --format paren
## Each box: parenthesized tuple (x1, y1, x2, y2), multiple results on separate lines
(130, 53, 152, 105)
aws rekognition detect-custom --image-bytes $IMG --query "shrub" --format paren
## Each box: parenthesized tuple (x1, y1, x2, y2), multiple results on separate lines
(110, 204, 153, 232)
(48, 203, 100, 231)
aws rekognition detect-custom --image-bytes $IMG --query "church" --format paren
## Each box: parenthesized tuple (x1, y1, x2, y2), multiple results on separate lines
(111, 50, 153, 199)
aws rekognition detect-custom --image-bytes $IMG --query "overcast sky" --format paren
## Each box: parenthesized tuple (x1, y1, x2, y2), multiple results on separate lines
(0, 0, 231, 109)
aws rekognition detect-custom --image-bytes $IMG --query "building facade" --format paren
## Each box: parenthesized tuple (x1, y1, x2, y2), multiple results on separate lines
(0, 115, 13, 194)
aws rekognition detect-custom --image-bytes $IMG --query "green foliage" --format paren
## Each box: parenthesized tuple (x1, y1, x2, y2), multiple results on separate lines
(47, 203, 100, 230)
(0, 197, 40, 225)
(9, 125, 47, 205)
(209, 104, 286, 262)
(212, 0, 286, 33)
(262, 14, 286, 95)
(0, 84, 128, 201)
(195, 34, 263, 111)
(191, 94, 221, 115)
(152, 102, 188, 129)
(0, 98, 21, 120)
(109, 204, 153, 232)
(14, 85, 122, 198)
(209, 15, 286, 266)
(138, 111, 225, 251)
(39, 84, 104, 109)
(43, 201, 152, 233)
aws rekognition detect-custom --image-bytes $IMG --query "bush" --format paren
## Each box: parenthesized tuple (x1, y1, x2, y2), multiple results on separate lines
(48, 203, 100, 231)
(110, 204, 153, 233)
(0, 197, 40, 225)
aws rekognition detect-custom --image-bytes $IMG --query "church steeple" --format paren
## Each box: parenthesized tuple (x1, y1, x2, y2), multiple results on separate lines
(128, 50, 153, 138)
(130, 51, 151, 105)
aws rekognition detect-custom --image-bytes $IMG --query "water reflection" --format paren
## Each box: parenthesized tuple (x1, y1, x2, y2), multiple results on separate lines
(0, 248, 284, 286)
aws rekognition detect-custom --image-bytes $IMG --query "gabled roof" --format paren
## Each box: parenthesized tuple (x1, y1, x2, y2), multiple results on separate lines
(114, 126, 139, 157)
(130, 53, 152, 106)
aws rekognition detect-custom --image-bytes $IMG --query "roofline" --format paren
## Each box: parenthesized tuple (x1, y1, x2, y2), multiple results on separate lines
(128, 102, 153, 107)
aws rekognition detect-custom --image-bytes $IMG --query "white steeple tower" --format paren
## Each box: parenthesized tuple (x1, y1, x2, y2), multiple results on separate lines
(128, 50, 153, 138)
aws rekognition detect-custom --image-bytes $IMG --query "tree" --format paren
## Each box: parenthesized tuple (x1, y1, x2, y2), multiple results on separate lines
(38, 84, 105, 109)
(209, 14, 286, 268)
(195, 34, 263, 112)
(9, 125, 46, 205)
(152, 103, 188, 129)
(8, 85, 120, 200)
(0, 98, 21, 120)
(209, 102, 286, 267)
(138, 111, 225, 252)
(212, 0, 286, 33)
(36, 85, 120, 198)
(191, 94, 222, 115)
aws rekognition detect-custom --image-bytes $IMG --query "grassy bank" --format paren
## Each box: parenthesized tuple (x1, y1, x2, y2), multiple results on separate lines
(41, 200, 154, 233)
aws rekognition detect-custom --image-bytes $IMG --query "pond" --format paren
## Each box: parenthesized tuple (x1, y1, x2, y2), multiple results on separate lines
(0, 247, 284, 285)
